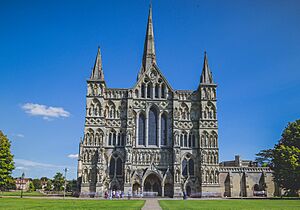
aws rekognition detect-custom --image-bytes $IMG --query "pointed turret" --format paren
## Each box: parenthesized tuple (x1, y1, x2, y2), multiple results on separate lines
(142, 3, 156, 73)
(90, 47, 105, 81)
(200, 52, 214, 84)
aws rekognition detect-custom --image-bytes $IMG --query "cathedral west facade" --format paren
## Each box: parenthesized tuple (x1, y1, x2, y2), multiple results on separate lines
(77, 6, 276, 198)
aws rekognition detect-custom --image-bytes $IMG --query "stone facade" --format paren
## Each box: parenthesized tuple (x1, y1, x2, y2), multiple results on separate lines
(77, 5, 275, 198)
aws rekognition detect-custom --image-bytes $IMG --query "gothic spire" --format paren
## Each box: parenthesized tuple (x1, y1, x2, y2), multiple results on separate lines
(200, 52, 214, 84)
(90, 47, 105, 81)
(142, 3, 156, 72)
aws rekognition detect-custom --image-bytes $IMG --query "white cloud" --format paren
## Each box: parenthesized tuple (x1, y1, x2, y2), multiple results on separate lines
(12, 133, 25, 138)
(13, 159, 76, 179)
(22, 103, 70, 120)
(15, 159, 62, 169)
(67, 154, 78, 159)
(15, 166, 28, 170)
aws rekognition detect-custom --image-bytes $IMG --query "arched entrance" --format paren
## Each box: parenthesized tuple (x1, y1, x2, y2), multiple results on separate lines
(143, 173, 162, 196)
(132, 183, 141, 196)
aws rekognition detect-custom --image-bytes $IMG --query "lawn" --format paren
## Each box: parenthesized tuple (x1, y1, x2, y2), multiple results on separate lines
(159, 199, 300, 210)
(0, 191, 45, 196)
(0, 198, 145, 210)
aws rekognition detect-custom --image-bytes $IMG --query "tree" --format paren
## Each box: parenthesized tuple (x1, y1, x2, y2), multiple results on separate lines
(256, 119, 300, 196)
(52, 172, 65, 192)
(0, 131, 15, 192)
(40, 177, 48, 182)
(28, 181, 35, 192)
(45, 180, 52, 191)
(32, 179, 42, 189)
(66, 179, 77, 192)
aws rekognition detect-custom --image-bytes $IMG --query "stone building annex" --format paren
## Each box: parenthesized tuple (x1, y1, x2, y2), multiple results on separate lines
(77, 6, 276, 198)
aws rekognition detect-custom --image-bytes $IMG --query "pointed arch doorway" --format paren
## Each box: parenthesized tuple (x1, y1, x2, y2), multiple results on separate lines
(143, 173, 162, 196)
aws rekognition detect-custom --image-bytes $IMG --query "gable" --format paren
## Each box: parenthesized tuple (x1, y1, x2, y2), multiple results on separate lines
(132, 63, 173, 99)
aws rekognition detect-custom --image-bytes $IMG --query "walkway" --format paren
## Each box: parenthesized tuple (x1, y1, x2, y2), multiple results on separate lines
(142, 198, 162, 210)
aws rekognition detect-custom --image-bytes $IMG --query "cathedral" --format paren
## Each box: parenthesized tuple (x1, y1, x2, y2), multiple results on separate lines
(77, 5, 276, 198)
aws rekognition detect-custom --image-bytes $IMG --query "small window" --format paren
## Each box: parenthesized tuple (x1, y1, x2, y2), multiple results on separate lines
(155, 84, 159, 98)
(161, 84, 165, 98)
(141, 84, 145, 98)
(113, 133, 116, 145)
(184, 134, 188, 147)
(147, 83, 151, 98)
(109, 133, 112, 145)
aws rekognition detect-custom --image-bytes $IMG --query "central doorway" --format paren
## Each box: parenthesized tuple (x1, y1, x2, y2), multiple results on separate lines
(143, 173, 162, 196)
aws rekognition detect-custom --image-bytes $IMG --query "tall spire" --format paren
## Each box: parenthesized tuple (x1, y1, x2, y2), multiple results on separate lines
(90, 47, 105, 81)
(142, 3, 156, 72)
(200, 52, 214, 84)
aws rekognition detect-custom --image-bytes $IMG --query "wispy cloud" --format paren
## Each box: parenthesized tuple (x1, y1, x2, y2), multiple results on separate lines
(67, 154, 78, 159)
(12, 133, 25, 138)
(14, 159, 76, 178)
(21, 103, 70, 120)
(15, 166, 28, 170)
(15, 159, 62, 169)
(15, 159, 75, 170)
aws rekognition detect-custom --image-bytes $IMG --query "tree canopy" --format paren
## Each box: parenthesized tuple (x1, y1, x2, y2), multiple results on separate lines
(52, 172, 65, 191)
(256, 119, 300, 196)
(0, 131, 15, 191)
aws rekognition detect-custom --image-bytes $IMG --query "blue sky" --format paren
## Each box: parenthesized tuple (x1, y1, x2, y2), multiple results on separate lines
(0, 0, 299, 179)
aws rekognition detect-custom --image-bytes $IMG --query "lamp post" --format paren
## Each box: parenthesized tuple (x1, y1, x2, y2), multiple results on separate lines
(63, 168, 68, 199)
(20, 172, 25, 198)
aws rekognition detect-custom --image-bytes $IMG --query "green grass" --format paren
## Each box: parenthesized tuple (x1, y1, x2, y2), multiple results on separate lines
(0, 198, 145, 210)
(0, 191, 45, 196)
(159, 199, 300, 210)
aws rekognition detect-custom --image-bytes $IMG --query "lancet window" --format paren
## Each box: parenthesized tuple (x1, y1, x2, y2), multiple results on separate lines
(148, 107, 158, 146)
(138, 113, 146, 146)
(182, 154, 194, 177)
(161, 113, 168, 145)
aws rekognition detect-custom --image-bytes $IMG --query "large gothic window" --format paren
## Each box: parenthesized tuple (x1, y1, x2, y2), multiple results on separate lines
(138, 113, 146, 146)
(161, 114, 167, 145)
(182, 155, 194, 177)
(148, 107, 158, 146)
(189, 159, 194, 175)
(116, 158, 122, 175)
(109, 154, 123, 178)
(109, 157, 115, 176)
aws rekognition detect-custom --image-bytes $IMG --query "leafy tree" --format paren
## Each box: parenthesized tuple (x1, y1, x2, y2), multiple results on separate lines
(0, 131, 15, 192)
(52, 172, 65, 192)
(32, 178, 42, 189)
(28, 181, 35, 192)
(256, 119, 300, 196)
(66, 179, 77, 192)
(40, 177, 48, 182)
(45, 180, 52, 191)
